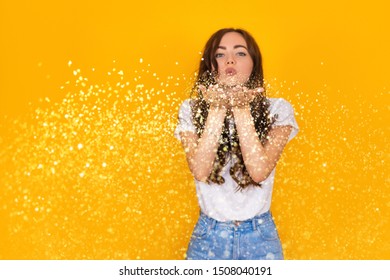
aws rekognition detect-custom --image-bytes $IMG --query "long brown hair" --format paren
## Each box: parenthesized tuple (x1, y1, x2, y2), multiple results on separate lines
(191, 28, 276, 190)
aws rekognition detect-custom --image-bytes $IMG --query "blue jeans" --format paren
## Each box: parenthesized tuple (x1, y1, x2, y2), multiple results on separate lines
(186, 211, 284, 260)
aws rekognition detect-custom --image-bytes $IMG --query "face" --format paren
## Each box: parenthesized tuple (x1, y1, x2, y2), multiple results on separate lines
(214, 32, 254, 86)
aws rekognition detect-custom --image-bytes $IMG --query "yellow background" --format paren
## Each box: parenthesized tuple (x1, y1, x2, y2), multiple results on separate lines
(0, 0, 389, 259)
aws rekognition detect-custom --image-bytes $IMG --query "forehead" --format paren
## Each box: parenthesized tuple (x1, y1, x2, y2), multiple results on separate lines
(219, 32, 247, 47)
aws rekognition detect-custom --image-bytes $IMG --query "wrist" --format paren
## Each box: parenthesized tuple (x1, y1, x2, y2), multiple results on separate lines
(209, 103, 229, 112)
(232, 104, 251, 112)
(232, 105, 252, 123)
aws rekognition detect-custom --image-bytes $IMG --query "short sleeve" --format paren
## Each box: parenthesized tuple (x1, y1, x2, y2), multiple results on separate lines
(174, 99, 197, 141)
(269, 98, 299, 143)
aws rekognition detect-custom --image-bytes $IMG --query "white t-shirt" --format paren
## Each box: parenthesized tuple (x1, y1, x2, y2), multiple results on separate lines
(174, 98, 299, 222)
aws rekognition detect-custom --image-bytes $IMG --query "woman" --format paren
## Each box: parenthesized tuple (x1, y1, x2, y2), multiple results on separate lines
(174, 28, 299, 260)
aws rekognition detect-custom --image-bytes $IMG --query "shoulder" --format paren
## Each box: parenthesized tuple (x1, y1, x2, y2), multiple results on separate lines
(174, 98, 197, 139)
(266, 97, 295, 116)
(177, 98, 196, 122)
(267, 97, 293, 109)
(266, 98, 299, 141)
(181, 98, 193, 106)
(178, 98, 194, 112)
(177, 98, 193, 114)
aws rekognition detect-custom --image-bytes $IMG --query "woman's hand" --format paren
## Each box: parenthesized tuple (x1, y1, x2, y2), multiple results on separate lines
(200, 84, 264, 109)
(228, 85, 264, 109)
(199, 84, 230, 109)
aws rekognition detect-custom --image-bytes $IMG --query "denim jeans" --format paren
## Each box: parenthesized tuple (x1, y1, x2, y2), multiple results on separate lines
(186, 211, 284, 260)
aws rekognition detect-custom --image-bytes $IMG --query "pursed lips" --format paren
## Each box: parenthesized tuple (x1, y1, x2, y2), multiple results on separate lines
(225, 68, 237, 76)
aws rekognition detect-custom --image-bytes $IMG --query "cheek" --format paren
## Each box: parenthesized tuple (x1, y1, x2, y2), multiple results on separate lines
(214, 60, 224, 72)
(245, 60, 254, 73)
(240, 62, 254, 78)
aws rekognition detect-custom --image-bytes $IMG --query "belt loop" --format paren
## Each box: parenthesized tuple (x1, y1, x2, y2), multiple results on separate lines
(207, 216, 217, 231)
(211, 218, 217, 230)
(252, 218, 257, 231)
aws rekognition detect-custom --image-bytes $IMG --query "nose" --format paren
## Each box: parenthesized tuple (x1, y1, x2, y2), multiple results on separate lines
(226, 55, 235, 65)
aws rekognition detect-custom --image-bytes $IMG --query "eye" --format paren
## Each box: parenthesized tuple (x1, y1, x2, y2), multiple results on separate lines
(215, 53, 224, 58)
(237, 52, 247, 56)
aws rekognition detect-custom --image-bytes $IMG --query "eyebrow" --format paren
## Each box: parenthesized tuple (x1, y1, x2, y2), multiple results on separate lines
(217, 45, 248, 50)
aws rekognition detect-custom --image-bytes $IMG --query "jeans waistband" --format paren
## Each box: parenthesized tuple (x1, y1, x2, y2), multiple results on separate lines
(200, 211, 272, 231)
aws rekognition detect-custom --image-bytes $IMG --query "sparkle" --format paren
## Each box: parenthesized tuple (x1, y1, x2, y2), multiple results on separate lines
(0, 60, 386, 261)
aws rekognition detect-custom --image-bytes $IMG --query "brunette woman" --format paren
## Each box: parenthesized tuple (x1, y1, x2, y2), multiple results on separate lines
(174, 28, 299, 260)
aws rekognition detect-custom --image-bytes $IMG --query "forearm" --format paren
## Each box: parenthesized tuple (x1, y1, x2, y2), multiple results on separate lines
(188, 107, 227, 181)
(232, 107, 270, 182)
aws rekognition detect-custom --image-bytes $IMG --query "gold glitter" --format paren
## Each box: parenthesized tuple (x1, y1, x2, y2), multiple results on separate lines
(0, 62, 200, 259)
(0, 62, 387, 260)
